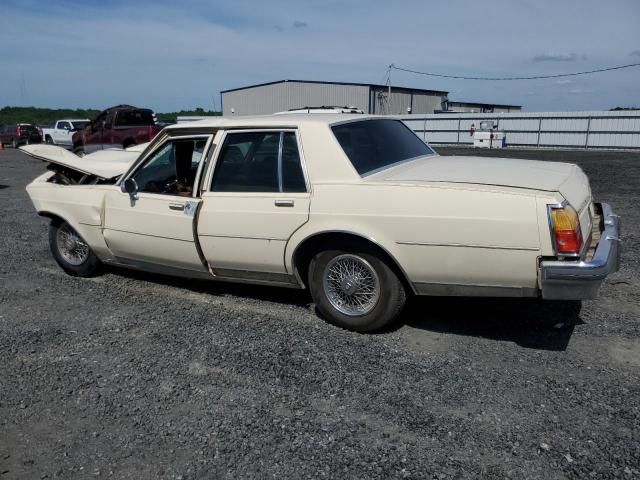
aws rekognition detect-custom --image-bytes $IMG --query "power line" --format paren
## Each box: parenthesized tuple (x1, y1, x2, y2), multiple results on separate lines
(389, 62, 640, 81)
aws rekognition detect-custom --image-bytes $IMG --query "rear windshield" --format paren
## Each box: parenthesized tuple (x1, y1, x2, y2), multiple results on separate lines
(18, 124, 38, 133)
(114, 110, 155, 127)
(331, 119, 434, 175)
(71, 121, 89, 129)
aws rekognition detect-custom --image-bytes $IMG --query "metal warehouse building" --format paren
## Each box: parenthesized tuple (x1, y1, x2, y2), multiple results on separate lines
(221, 80, 448, 116)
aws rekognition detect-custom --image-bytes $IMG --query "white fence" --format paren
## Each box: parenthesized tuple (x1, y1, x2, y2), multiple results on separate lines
(399, 111, 640, 149)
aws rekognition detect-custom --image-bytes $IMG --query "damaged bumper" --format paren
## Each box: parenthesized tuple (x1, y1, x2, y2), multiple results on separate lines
(540, 203, 621, 300)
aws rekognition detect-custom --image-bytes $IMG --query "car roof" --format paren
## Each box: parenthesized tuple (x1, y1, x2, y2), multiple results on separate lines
(104, 105, 153, 112)
(165, 113, 388, 131)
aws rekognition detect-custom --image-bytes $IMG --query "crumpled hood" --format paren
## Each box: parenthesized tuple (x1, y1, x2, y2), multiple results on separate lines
(20, 144, 140, 179)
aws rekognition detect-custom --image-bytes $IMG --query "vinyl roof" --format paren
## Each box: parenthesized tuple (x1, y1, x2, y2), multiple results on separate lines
(221, 79, 448, 96)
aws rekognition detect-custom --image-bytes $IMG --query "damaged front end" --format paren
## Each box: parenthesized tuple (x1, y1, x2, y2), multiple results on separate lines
(46, 163, 119, 186)
(20, 144, 140, 185)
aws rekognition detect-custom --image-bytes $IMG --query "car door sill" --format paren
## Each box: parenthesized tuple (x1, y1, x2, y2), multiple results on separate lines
(103, 258, 303, 289)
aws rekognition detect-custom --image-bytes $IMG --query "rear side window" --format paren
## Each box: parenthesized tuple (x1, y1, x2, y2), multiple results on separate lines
(114, 110, 155, 127)
(331, 119, 433, 175)
(19, 124, 37, 133)
(211, 131, 306, 193)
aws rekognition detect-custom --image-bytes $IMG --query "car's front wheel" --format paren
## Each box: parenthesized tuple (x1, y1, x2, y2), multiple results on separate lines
(308, 250, 406, 332)
(49, 220, 101, 277)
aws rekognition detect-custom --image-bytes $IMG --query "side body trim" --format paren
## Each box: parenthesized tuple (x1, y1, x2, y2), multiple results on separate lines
(414, 282, 538, 298)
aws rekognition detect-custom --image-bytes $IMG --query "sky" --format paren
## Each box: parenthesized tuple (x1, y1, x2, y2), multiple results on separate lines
(0, 0, 639, 112)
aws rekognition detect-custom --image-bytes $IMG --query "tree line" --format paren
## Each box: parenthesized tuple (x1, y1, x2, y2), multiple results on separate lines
(0, 106, 221, 126)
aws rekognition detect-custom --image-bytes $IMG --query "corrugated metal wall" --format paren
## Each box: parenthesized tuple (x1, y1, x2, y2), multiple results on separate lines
(222, 82, 370, 115)
(447, 104, 521, 113)
(400, 111, 640, 149)
(222, 82, 446, 116)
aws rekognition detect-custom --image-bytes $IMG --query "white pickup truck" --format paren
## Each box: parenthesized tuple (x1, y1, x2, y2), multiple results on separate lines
(42, 119, 90, 148)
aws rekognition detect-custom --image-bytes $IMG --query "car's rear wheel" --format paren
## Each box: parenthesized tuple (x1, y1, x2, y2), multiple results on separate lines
(11, 139, 17, 148)
(74, 147, 85, 157)
(49, 220, 101, 277)
(45, 136, 53, 144)
(308, 250, 406, 332)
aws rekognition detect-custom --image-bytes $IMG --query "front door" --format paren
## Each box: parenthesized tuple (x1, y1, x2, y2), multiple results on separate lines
(103, 135, 213, 272)
(198, 130, 310, 276)
(55, 121, 72, 146)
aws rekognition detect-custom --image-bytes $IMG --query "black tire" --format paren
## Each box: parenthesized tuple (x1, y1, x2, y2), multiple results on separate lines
(48, 219, 101, 277)
(123, 140, 136, 149)
(11, 139, 17, 149)
(45, 136, 53, 145)
(73, 147, 85, 157)
(308, 249, 406, 332)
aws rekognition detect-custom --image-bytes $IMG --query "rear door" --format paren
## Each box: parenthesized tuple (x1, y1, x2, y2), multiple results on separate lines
(198, 129, 310, 276)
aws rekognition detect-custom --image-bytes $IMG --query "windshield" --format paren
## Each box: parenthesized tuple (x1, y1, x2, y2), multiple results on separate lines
(331, 119, 434, 176)
(71, 121, 89, 129)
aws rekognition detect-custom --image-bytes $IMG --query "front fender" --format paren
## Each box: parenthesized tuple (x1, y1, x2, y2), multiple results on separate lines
(26, 175, 115, 260)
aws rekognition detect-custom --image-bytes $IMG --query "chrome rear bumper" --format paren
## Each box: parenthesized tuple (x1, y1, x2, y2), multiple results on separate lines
(540, 203, 620, 300)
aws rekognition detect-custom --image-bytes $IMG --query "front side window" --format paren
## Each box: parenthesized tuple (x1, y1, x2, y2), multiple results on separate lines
(132, 137, 208, 196)
(211, 131, 306, 193)
(331, 119, 434, 176)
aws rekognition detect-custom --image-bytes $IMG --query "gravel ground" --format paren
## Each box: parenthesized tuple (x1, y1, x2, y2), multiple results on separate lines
(0, 146, 638, 479)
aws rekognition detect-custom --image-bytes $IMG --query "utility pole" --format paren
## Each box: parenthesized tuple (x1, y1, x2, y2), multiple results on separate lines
(387, 65, 392, 115)
(20, 72, 27, 106)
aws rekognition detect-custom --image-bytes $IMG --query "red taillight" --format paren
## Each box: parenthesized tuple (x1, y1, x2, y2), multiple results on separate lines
(549, 205, 583, 255)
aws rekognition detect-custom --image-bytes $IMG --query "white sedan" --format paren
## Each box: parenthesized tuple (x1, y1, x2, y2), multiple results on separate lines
(22, 114, 621, 331)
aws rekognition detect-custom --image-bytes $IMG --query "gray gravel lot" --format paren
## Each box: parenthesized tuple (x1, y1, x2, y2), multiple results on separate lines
(1, 146, 639, 479)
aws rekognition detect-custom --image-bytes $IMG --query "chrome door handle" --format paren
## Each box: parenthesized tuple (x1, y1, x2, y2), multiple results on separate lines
(169, 203, 185, 211)
(274, 199, 294, 207)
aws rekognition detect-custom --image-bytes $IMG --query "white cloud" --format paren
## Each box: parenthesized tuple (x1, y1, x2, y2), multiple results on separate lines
(568, 88, 595, 95)
(532, 53, 582, 62)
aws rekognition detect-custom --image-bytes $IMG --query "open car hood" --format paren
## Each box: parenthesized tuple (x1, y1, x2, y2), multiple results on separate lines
(20, 145, 141, 179)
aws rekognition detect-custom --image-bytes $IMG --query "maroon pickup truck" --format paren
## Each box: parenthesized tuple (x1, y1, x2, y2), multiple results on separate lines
(72, 105, 163, 156)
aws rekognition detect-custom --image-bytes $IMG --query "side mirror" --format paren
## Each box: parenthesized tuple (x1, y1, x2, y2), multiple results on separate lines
(121, 177, 138, 197)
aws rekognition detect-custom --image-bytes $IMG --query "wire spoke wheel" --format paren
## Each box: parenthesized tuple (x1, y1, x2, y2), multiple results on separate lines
(323, 254, 380, 316)
(56, 224, 89, 266)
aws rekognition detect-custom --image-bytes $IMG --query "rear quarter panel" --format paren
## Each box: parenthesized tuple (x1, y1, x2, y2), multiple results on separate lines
(286, 183, 544, 290)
